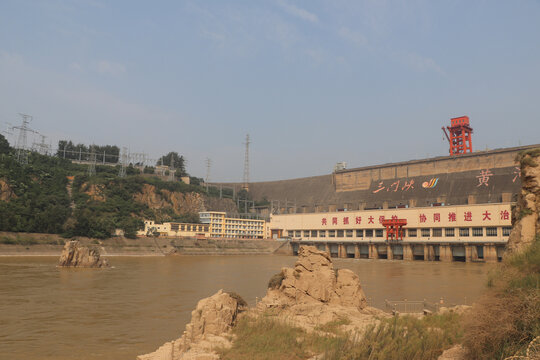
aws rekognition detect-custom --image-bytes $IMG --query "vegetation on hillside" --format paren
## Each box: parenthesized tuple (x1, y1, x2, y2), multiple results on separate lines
(0, 134, 214, 239)
(57, 140, 121, 163)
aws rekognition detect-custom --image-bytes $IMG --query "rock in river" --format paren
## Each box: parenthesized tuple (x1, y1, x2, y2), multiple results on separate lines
(58, 240, 110, 268)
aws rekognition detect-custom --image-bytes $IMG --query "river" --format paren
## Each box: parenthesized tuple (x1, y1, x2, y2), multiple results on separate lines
(0, 255, 493, 360)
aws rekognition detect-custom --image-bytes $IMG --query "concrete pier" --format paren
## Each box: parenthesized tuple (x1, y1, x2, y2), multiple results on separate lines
(290, 240, 505, 263)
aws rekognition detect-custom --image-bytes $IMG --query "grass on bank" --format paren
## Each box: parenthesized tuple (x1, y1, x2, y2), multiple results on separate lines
(219, 312, 462, 360)
(463, 233, 540, 359)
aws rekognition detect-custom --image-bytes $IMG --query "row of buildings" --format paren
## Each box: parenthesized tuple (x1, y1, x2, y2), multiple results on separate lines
(138, 211, 266, 239)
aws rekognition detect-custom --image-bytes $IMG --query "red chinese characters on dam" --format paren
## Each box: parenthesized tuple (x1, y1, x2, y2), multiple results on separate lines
(370, 168, 521, 194)
(320, 209, 506, 226)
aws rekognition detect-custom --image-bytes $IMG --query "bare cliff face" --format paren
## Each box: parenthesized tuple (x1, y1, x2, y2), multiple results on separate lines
(58, 240, 110, 268)
(0, 178, 16, 201)
(134, 184, 204, 220)
(507, 148, 540, 254)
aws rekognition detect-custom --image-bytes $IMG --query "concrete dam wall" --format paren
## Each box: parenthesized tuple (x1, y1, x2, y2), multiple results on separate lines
(218, 144, 539, 213)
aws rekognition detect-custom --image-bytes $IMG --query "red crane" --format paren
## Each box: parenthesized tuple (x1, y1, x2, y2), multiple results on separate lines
(442, 116, 473, 156)
(381, 218, 407, 241)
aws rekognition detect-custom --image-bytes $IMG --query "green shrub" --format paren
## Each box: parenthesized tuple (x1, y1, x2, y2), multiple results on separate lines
(463, 233, 540, 359)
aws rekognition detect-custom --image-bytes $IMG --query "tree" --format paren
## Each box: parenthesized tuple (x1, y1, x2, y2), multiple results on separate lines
(157, 152, 187, 176)
(0, 134, 10, 155)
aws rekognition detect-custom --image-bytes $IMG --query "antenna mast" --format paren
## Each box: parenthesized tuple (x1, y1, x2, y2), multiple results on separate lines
(242, 134, 250, 191)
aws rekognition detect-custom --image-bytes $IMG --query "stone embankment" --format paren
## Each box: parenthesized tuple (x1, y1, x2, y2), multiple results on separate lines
(0, 232, 285, 256)
(58, 240, 110, 268)
(138, 245, 385, 360)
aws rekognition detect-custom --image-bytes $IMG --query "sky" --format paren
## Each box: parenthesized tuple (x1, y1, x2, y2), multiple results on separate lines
(1, 0, 539, 182)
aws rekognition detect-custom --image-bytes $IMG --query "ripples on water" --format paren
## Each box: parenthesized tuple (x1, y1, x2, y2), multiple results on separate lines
(0, 256, 493, 360)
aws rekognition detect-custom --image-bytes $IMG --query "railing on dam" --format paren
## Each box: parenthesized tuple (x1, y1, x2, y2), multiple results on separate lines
(384, 299, 441, 314)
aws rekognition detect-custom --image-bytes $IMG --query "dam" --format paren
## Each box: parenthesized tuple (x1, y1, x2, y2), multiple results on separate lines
(220, 144, 540, 263)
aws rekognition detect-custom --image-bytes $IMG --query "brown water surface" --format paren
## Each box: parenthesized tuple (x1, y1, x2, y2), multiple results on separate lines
(0, 256, 493, 360)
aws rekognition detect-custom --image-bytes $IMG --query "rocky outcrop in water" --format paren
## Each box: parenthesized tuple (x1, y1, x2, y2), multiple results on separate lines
(257, 245, 381, 332)
(138, 245, 382, 360)
(260, 245, 367, 309)
(507, 148, 540, 254)
(137, 290, 246, 360)
(58, 240, 110, 268)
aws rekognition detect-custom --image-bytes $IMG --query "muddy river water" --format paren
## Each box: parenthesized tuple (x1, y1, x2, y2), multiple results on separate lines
(0, 255, 493, 360)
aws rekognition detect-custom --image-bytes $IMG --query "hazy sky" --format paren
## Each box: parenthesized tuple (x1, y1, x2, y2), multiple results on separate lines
(1, 1, 539, 182)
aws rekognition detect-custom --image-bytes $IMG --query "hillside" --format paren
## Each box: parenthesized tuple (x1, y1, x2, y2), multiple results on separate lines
(0, 137, 236, 239)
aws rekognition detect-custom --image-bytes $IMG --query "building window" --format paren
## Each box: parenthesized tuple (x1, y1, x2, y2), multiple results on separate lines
(311, 230, 318, 237)
(445, 228, 455, 237)
(421, 228, 430, 237)
(329, 230, 336, 238)
(337, 230, 344, 237)
(472, 227, 483, 237)
(346, 230, 353, 238)
(319, 230, 326, 238)
(304, 230, 310, 237)
(502, 227, 512, 236)
(365, 229, 373, 237)
(486, 227, 497, 237)
(432, 228, 442, 237)
(375, 229, 383, 237)
(295, 231, 301, 237)
(459, 228, 470, 237)
(180, 225, 185, 231)
(356, 229, 363, 237)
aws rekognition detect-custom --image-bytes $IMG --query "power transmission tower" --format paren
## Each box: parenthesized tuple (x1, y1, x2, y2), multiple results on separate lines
(32, 133, 51, 155)
(242, 134, 250, 191)
(12, 113, 36, 165)
(88, 145, 96, 176)
(119, 147, 128, 177)
(205, 158, 211, 192)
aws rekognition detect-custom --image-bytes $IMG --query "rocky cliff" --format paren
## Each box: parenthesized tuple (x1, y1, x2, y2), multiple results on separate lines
(0, 178, 16, 201)
(507, 148, 540, 254)
(137, 290, 246, 360)
(58, 240, 110, 268)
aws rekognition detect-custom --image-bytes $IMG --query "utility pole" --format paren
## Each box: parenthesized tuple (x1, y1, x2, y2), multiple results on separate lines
(205, 158, 211, 192)
(242, 134, 250, 191)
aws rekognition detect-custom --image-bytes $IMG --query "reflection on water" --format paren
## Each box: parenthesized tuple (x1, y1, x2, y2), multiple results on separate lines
(0, 256, 493, 360)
